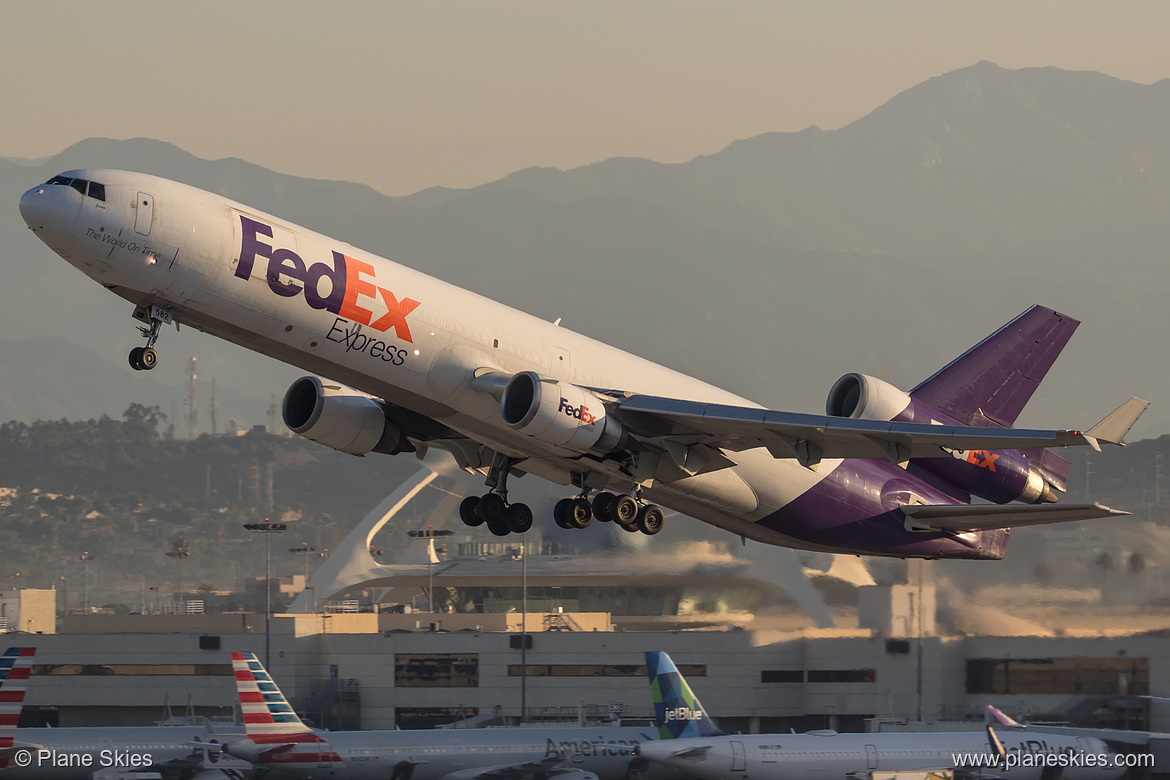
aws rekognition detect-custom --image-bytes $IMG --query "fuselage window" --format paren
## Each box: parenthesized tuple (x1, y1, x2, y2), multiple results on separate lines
(88, 182, 106, 201)
(70, 178, 88, 196)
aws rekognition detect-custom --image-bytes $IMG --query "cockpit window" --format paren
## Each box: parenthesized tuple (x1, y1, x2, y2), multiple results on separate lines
(43, 175, 106, 202)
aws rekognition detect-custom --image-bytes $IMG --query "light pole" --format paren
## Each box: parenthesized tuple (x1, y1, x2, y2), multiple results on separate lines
(406, 529, 453, 613)
(244, 520, 286, 668)
(289, 543, 317, 613)
(79, 552, 94, 614)
(166, 545, 190, 614)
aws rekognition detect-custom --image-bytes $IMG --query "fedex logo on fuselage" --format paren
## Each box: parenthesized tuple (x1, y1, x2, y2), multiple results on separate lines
(664, 706, 704, 722)
(236, 215, 420, 342)
(558, 397, 597, 425)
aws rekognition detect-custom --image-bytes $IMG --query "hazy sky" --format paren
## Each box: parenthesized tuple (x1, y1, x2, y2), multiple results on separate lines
(3, 1, 1168, 196)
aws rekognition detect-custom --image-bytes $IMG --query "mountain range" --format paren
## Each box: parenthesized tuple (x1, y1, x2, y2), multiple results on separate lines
(1, 61, 1168, 438)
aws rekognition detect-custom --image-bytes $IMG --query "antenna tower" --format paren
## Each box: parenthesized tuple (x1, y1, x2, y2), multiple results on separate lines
(187, 357, 198, 439)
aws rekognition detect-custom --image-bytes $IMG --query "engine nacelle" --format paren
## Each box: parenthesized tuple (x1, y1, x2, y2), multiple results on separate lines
(826, 373, 912, 421)
(282, 376, 404, 456)
(500, 372, 625, 454)
(827, 373, 1058, 504)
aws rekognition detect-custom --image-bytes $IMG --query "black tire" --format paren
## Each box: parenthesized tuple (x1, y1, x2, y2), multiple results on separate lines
(570, 498, 593, 529)
(506, 503, 534, 533)
(553, 498, 576, 529)
(636, 504, 665, 535)
(479, 493, 506, 522)
(613, 495, 639, 526)
(140, 346, 158, 370)
(128, 347, 145, 371)
(592, 492, 616, 522)
(486, 514, 511, 537)
(459, 496, 484, 527)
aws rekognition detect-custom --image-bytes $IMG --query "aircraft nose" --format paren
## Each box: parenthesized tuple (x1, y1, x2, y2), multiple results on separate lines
(19, 185, 52, 229)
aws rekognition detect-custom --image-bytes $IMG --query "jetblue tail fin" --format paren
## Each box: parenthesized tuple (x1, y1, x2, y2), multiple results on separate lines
(911, 305, 1079, 429)
(645, 651, 726, 739)
(231, 651, 313, 739)
(1, 647, 36, 770)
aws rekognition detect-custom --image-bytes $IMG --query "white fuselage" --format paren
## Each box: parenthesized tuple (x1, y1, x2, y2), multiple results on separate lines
(637, 730, 1127, 780)
(237, 724, 675, 780)
(1, 725, 254, 779)
(21, 170, 830, 549)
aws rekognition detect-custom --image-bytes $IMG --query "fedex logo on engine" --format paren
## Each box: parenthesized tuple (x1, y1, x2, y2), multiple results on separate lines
(236, 215, 420, 342)
(558, 397, 598, 425)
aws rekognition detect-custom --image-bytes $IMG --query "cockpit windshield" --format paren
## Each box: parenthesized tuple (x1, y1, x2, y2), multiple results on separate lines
(45, 175, 106, 202)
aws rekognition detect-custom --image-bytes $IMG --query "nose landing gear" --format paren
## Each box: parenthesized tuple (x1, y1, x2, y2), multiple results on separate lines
(128, 305, 172, 371)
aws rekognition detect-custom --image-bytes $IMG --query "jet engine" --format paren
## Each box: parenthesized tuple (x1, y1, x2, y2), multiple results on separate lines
(499, 371, 626, 454)
(826, 373, 1059, 505)
(282, 376, 407, 456)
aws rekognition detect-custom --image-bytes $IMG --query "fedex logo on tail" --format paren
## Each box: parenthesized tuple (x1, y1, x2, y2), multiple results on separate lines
(236, 216, 420, 343)
(559, 397, 597, 425)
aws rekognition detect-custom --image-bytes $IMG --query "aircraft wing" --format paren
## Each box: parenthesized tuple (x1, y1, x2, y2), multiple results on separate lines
(901, 503, 1129, 533)
(615, 395, 1148, 469)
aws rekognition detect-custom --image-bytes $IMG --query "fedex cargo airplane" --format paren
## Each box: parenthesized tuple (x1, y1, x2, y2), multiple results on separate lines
(19, 170, 1147, 558)
(0, 647, 264, 780)
(215, 651, 673, 780)
(636, 651, 1126, 780)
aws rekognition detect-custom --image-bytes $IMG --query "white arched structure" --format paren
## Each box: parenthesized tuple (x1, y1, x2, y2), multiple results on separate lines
(287, 453, 477, 613)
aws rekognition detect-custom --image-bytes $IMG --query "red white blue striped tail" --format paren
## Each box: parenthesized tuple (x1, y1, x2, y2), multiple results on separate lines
(0, 647, 36, 769)
(231, 651, 313, 740)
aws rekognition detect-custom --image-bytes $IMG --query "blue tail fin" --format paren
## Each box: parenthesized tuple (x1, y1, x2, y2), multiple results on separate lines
(645, 651, 726, 739)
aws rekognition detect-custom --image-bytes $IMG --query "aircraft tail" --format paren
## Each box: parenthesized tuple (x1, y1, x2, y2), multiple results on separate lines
(645, 651, 726, 739)
(231, 651, 314, 740)
(1, 647, 36, 770)
(911, 305, 1079, 429)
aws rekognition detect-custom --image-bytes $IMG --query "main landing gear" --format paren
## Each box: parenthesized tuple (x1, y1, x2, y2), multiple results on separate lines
(553, 490, 664, 536)
(458, 456, 533, 537)
(456, 458, 666, 537)
(128, 305, 171, 371)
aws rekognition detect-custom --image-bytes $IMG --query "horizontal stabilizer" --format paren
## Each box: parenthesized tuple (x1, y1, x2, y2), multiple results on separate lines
(902, 503, 1128, 533)
(1085, 397, 1149, 448)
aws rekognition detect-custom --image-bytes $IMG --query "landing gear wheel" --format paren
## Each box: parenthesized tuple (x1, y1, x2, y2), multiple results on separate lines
(128, 347, 145, 371)
(478, 493, 507, 523)
(592, 492, 616, 522)
(486, 514, 511, 537)
(553, 498, 576, 529)
(613, 495, 639, 526)
(139, 346, 158, 370)
(569, 498, 593, 529)
(636, 504, 665, 535)
(506, 503, 533, 533)
(459, 496, 484, 527)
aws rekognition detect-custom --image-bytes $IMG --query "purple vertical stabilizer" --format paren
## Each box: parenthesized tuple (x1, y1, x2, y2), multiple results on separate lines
(910, 305, 1079, 429)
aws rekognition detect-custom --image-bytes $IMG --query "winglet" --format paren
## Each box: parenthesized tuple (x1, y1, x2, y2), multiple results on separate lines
(1085, 397, 1149, 447)
(985, 705, 1021, 728)
(645, 651, 727, 739)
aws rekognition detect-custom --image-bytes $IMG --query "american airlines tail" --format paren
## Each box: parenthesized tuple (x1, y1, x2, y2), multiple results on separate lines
(0, 647, 36, 770)
(230, 651, 337, 766)
(645, 651, 726, 739)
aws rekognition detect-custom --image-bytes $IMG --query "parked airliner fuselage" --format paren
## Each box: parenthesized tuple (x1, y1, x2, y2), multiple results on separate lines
(18, 170, 1130, 558)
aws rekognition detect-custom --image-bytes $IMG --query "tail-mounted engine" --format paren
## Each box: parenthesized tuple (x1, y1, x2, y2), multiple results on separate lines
(282, 376, 408, 456)
(827, 372, 1060, 505)
(499, 371, 626, 455)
